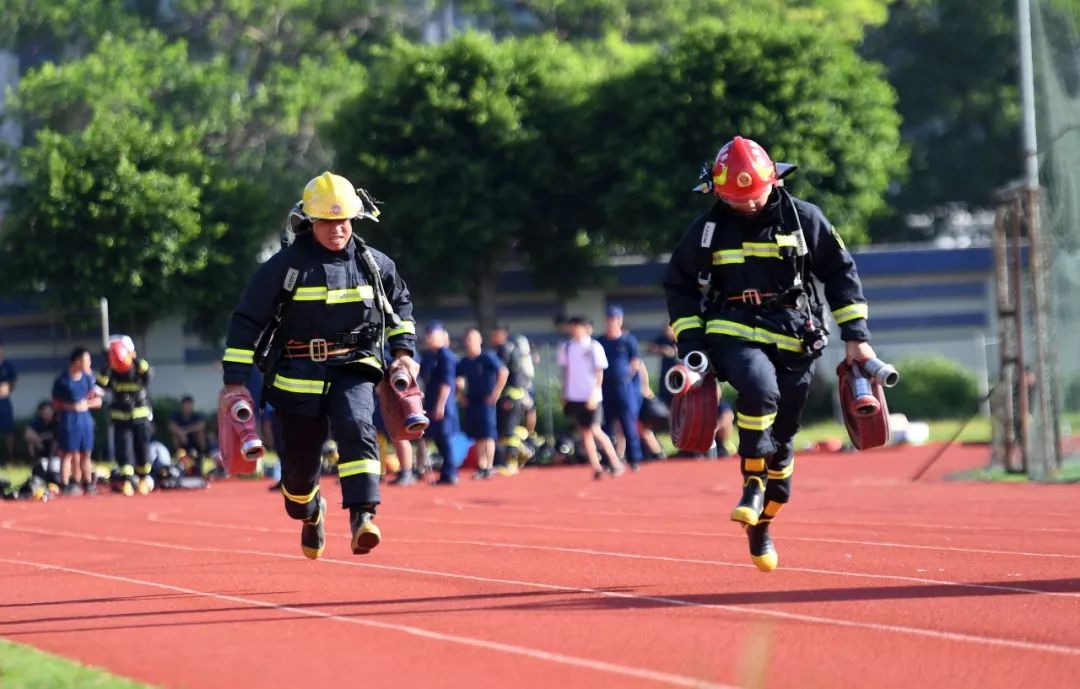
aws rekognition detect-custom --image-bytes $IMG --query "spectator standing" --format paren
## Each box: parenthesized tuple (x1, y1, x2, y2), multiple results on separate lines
(419, 323, 460, 485)
(457, 328, 507, 480)
(559, 316, 624, 480)
(53, 347, 101, 495)
(596, 306, 645, 471)
(0, 342, 17, 463)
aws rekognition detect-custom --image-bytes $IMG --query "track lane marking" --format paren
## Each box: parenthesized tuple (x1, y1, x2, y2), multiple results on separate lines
(4, 520, 1078, 657)
(0, 554, 738, 689)
(144, 514, 1080, 600)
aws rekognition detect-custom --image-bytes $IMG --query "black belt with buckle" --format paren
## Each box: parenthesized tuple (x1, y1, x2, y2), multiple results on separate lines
(723, 289, 806, 310)
(284, 339, 358, 362)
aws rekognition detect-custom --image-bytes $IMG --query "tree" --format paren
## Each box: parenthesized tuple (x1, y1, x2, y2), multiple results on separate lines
(328, 33, 637, 330)
(454, 0, 892, 43)
(860, 0, 1022, 242)
(0, 32, 239, 334)
(1, 19, 367, 341)
(585, 19, 905, 252)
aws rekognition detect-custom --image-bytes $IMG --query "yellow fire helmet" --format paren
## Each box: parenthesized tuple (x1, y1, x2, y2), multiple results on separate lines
(302, 172, 364, 220)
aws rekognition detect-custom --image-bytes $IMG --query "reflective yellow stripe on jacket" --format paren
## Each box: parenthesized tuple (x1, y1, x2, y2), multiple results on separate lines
(672, 316, 704, 339)
(223, 348, 255, 364)
(832, 303, 869, 325)
(706, 319, 804, 354)
(294, 286, 374, 303)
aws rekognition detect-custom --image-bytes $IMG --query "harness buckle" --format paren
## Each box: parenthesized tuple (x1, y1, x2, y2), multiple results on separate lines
(741, 289, 762, 306)
(309, 338, 329, 362)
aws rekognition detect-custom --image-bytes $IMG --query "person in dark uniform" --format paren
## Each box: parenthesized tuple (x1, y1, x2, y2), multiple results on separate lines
(170, 394, 208, 476)
(419, 322, 461, 485)
(97, 335, 155, 495)
(53, 347, 102, 495)
(24, 401, 61, 484)
(489, 324, 532, 470)
(456, 327, 507, 480)
(649, 324, 679, 408)
(596, 306, 645, 471)
(221, 172, 417, 560)
(664, 136, 876, 572)
(0, 342, 17, 463)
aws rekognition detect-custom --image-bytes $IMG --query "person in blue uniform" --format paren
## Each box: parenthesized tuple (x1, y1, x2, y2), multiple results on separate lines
(221, 172, 418, 560)
(596, 306, 645, 471)
(456, 327, 507, 480)
(665, 136, 877, 572)
(53, 347, 102, 495)
(0, 342, 17, 463)
(419, 322, 461, 485)
(24, 401, 60, 484)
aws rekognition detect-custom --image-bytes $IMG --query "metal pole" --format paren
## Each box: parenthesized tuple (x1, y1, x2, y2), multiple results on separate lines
(99, 297, 110, 351)
(1018, 0, 1039, 190)
(1025, 188, 1061, 475)
(1010, 200, 1030, 474)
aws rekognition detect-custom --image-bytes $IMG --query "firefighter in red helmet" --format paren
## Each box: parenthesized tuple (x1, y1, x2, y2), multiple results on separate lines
(97, 335, 155, 495)
(665, 136, 877, 572)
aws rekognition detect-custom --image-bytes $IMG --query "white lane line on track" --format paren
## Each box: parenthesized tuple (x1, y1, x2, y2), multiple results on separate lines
(429, 496, 1080, 527)
(0, 556, 736, 689)
(4, 519, 1078, 657)
(143, 514, 1080, 600)
(424, 501, 1080, 558)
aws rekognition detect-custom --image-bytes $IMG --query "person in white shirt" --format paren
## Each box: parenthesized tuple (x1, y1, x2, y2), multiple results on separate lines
(558, 316, 625, 480)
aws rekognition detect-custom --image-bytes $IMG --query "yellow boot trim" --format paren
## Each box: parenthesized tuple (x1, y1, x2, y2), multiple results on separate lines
(763, 500, 784, 519)
(730, 505, 760, 526)
(752, 550, 778, 573)
(121, 481, 135, 497)
(352, 520, 382, 555)
(301, 510, 326, 561)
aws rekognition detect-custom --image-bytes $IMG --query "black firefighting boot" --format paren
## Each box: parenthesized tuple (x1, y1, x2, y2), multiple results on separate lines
(745, 522, 778, 572)
(301, 496, 327, 560)
(730, 476, 765, 526)
(350, 506, 381, 555)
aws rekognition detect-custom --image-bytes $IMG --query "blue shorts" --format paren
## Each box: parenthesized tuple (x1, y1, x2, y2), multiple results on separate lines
(58, 414, 94, 453)
(0, 398, 12, 433)
(463, 403, 497, 440)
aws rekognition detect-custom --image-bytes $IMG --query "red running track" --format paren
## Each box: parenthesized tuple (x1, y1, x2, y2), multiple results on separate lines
(2, 443, 1079, 689)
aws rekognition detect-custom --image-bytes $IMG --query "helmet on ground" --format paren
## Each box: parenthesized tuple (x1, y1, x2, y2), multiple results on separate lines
(302, 172, 364, 220)
(108, 335, 135, 373)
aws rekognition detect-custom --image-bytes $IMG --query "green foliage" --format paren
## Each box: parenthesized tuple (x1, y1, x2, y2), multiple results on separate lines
(455, 0, 892, 43)
(886, 355, 981, 419)
(328, 33, 630, 322)
(586, 19, 905, 251)
(861, 0, 1022, 241)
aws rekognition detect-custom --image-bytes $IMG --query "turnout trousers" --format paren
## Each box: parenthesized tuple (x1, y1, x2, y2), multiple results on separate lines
(708, 339, 815, 523)
(113, 419, 152, 481)
(276, 372, 381, 521)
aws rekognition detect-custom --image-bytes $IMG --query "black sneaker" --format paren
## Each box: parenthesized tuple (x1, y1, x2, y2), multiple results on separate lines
(471, 468, 491, 480)
(301, 496, 327, 560)
(350, 509, 381, 555)
(730, 477, 765, 526)
(433, 475, 458, 486)
(389, 472, 417, 486)
(61, 483, 82, 496)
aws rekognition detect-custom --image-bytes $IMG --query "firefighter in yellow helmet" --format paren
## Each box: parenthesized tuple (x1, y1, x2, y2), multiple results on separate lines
(221, 172, 418, 559)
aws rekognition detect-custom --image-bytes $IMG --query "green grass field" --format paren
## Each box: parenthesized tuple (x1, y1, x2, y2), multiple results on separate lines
(0, 641, 152, 689)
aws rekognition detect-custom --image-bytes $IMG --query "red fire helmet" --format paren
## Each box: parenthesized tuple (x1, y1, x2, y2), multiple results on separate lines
(711, 136, 777, 203)
(108, 339, 134, 374)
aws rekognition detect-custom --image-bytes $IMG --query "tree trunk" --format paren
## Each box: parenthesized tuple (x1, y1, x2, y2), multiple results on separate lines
(471, 267, 499, 335)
